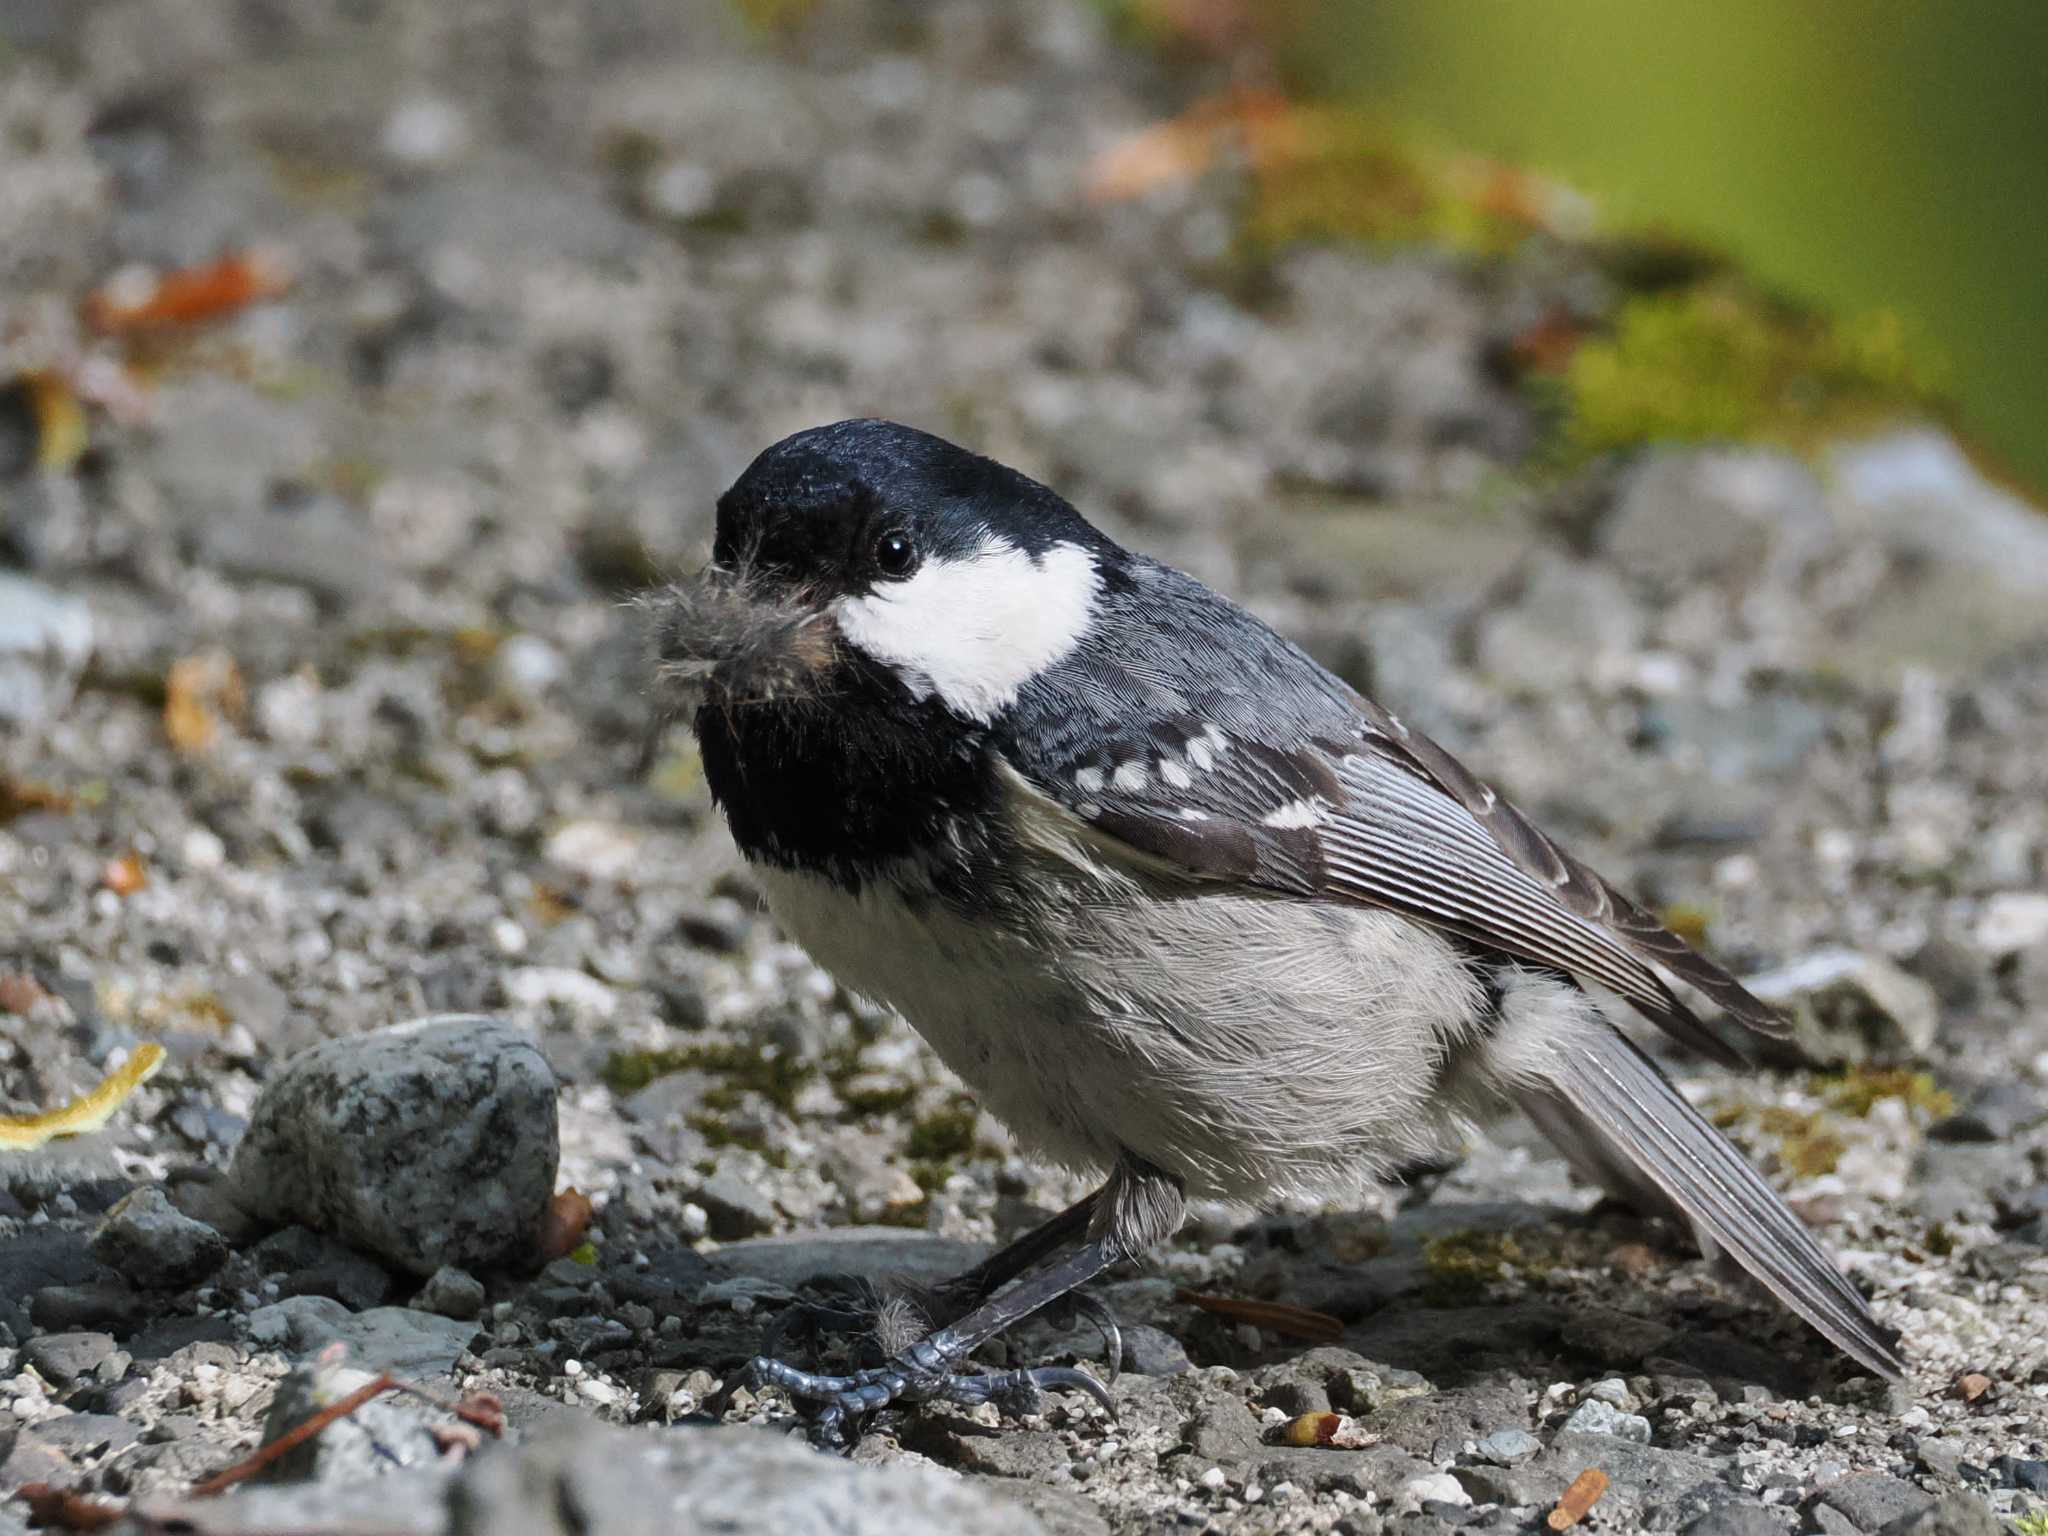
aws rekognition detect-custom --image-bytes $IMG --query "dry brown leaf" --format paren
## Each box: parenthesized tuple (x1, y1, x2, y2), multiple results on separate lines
(1084, 88, 1306, 204)
(101, 850, 147, 896)
(15, 1483, 125, 1531)
(0, 972, 53, 1015)
(1547, 1467, 1609, 1530)
(82, 248, 292, 336)
(539, 1187, 595, 1261)
(1955, 1371, 1992, 1403)
(1280, 1410, 1377, 1448)
(164, 652, 246, 754)
(0, 1042, 167, 1151)
(0, 776, 76, 823)
(1175, 1288, 1345, 1343)
(23, 369, 90, 471)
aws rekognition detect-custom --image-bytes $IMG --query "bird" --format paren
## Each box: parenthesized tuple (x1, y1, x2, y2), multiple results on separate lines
(651, 417, 1904, 1446)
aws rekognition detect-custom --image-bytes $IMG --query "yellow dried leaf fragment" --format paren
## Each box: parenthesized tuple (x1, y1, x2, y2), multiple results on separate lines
(0, 1042, 167, 1151)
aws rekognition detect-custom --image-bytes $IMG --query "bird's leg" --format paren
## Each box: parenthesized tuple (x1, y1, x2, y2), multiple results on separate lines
(746, 1238, 1123, 1449)
(746, 1158, 1184, 1449)
(756, 1189, 1102, 1365)
(931, 1188, 1098, 1310)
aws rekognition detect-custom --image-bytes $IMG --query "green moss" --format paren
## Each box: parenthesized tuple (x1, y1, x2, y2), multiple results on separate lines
(601, 1040, 815, 1113)
(1819, 1068, 1953, 1121)
(1421, 1229, 1527, 1305)
(1549, 285, 1943, 464)
(723, 0, 819, 35)
(904, 1101, 979, 1162)
(1236, 112, 1563, 262)
(685, 1111, 789, 1167)
(567, 1241, 598, 1266)
(839, 1081, 918, 1117)
(1753, 1106, 1845, 1178)
(2012, 1514, 2048, 1536)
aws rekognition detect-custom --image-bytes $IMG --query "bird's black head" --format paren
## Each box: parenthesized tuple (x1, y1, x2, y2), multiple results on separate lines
(659, 419, 1112, 725)
(711, 418, 1097, 587)
(661, 420, 1114, 880)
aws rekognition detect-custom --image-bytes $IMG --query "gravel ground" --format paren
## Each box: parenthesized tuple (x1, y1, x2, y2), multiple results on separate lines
(3, 2, 2047, 1532)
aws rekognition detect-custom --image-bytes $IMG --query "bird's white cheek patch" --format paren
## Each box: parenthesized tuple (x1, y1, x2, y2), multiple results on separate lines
(833, 540, 1099, 721)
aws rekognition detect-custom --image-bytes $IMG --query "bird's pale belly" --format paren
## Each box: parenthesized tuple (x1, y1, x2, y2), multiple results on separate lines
(750, 858, 1489, 1204)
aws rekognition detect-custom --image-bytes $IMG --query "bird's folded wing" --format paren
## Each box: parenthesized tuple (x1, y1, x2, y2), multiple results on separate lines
(1006, 706, 1787, 1067)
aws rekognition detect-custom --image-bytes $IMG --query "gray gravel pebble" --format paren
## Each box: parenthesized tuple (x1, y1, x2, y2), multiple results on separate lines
(23, 1329, 117, 1386)
(227, 1015, 559, 1277)
(447, 1421, 1046, 1536)
(89, 1185, 229, 1289)
(0, 571, 92, 725)
(415, 1266, 488, 1321)
(1558, 1396, 1653, 1443)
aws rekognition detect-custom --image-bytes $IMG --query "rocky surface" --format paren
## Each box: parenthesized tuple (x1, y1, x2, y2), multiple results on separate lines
(223, 1014, 560, 1277)
(2, 1, 2045, 1532)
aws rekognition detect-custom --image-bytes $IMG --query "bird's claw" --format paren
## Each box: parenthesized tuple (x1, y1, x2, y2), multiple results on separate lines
(1058, 1291, 1123, 1386)
(745, 1340, 1115, 1451)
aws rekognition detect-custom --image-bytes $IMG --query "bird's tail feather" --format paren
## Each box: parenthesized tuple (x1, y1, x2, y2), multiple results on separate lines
(1514, 1026, 1904, 1381)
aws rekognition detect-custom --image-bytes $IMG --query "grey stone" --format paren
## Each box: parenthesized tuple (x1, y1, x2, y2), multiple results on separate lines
(200, 489, 391, 607)
(1742, 949, 1941, 1065)
(708, 1229, 989, 1290)
(246, 1296, 479, 1377)
(257, 1354, 445, 1484)
(692, 1168, 780, 1238)
(1817, 1474, 1935, 1532)
(1603, 449, 1828, 591)
(1913, 1140, 2034, 1224)
(1930, 1080, 2047, 1143)
(0, 572, 92, 727)
(1120, 1324, 1191, 1376)
(818, 1128, 924, 1222)
(30, 1282, 150, 1332)
(446, 1420, 1045, 1536)
(22, 1411, 142, 1460)
(1873, 1493, 2002, 1536)
(1682, 1504, 1790, 1535)
(1559, 1397, 1652, 1443)
(1472, 555, 1643, 693)
(1473, 1427, 1541, 1464)
(1914, 1439, 1965, 1482)
(1992, 1455, 2048, 1491)
(278, 1250, 395, 1311)
(415, 1265, 487, 1320)
(1528, 1435, 1722, 1506)
(226, 1015, 559, 1277)
(1820, 431, 2048, 680)
(108, 1473, 450, 1534)
(24, 1330, 117, 1386)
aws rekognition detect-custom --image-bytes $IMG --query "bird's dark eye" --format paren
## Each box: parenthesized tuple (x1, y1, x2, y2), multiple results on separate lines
(874, 530, 917, 578)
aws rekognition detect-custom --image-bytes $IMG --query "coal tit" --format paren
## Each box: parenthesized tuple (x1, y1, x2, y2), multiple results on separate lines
(654, 418, 1903, 1443)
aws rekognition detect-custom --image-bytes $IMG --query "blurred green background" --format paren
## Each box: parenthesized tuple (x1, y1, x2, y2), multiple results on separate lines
(1274, 0, 2048, 493)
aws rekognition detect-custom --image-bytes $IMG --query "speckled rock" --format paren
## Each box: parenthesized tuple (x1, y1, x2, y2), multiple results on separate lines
(258, 1351, 448, 1484)
(89, 1186, 229, 1289)
(226, 1016, 559, 1277)
(1873, 1492, 2003, 1535)
(1742, 948, 1941, 1064)
(245, 1295, 479, 1377)
(446, 1420, 1047, 1536)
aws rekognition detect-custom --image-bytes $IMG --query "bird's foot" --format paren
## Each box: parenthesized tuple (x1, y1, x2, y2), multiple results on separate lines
(758, 1275, 1125, 1379)
(745, 1336, 1114, 1450)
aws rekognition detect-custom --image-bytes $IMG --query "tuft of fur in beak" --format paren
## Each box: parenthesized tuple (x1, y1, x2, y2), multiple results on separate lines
(641, 563, 839, 711)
